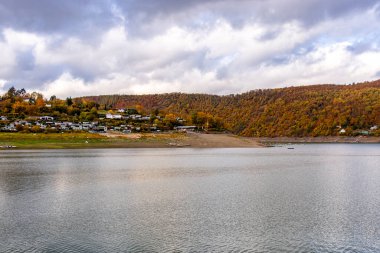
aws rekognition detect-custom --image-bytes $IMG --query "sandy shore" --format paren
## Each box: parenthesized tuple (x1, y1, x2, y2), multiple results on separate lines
(255, 136, 380, 144)
(165, 133, 380, 148)
(169, 132, 263, 148)
(0, 132, 263, 149)
(100, 132, 263, 148)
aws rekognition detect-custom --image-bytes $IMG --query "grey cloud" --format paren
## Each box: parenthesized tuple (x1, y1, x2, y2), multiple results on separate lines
(375, 3, 380, 16)
(5, 65, 62, 91)
(266, 55, 291, 66)
(66, 65, 104, 84)
(0, 0, 118, 39)
(255, 0, 378, 26)
(258, 28, 281, 41)
(16, 49, 36, 71)
(216, 66, 229, 80)
(118, 0, 210, 15)
(168, 49, 210, 74)
(118, 0, 379, 35)
(251, 42, 316, 68)
(1, 0, 378, 39)
(119, 0, 377, 22)
(346, 37, 380, 54)
(347, 43, 372, 54)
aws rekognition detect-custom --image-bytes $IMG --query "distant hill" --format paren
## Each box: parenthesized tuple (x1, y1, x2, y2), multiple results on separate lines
(80, 80, 380, 137)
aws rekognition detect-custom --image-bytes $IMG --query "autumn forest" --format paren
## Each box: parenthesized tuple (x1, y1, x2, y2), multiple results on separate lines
(1, 80, 379, 137)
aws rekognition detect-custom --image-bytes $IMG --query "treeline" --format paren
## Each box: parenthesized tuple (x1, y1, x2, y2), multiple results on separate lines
(1, 80, 379, 136)
(0, 87, 100, 122)
(82, 80, 380, 137)
(0, 87, 224, 131)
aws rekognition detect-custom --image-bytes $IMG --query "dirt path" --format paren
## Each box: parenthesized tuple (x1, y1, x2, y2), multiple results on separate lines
(176, 132, 262, 148)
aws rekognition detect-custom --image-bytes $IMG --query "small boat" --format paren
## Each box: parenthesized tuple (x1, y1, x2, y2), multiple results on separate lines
(287, 147, 295, 149)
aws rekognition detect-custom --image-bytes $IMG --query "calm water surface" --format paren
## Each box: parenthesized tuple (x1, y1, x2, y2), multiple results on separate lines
(0, 144, 379, 252)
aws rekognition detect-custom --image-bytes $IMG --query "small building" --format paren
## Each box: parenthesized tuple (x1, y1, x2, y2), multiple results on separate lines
(175, 126, 197, 132)
(45, 122, 55, 127)
(339, 129, 346, 134)
(176, 118, 186, 124)
(140, 116, 151, 121)
(15, 120, 30, 126)
(106, 114, 122, 119)
(130, 114, 141, 120)
(40, 116, 54, 121)
(94, 126, 107, 132)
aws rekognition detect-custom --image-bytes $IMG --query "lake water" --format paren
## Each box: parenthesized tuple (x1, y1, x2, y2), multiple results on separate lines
(0, 144, 379, 252)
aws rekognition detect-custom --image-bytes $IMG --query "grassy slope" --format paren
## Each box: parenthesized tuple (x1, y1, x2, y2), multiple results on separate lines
(0, 132, 184, 149)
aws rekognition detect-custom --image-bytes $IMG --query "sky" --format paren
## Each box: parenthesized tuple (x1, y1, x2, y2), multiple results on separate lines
(0, 0, 380, 98)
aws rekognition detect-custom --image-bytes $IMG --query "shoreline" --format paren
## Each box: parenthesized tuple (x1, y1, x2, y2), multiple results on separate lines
(0, 132, 379, 150)
(255, 136, 380, 144)
(0, 132, 264, 149)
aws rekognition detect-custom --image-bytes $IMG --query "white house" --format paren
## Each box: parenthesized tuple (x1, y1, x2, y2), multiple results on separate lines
(140, 116, 151, 121)
(106, 113, 122, 119)
(39, 116, 54, 121)
(175, 126, 197, 132)
(130, 114, 141, 120)
(339, 129, 346, 134)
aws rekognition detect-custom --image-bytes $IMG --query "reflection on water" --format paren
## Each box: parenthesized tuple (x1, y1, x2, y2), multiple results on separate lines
(0, 145, 379, 252)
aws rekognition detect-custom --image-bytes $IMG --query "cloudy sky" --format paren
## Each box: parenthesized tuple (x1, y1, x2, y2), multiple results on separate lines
(0, 0, 379, 98)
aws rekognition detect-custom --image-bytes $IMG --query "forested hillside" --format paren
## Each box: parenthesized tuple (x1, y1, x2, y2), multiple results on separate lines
(81, 80, 380, 137)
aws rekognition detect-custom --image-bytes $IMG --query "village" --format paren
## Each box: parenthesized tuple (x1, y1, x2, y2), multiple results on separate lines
(0, 108, 377, 136)
(0, 108, 197, 134)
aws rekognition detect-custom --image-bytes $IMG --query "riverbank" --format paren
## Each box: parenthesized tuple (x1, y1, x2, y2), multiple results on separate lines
(0, 132, 378, 149)
(0, 132, 263, 149)
(255, 136, 380, 144)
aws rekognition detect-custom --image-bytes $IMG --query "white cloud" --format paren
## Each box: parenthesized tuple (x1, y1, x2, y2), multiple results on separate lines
(231, 42, 380, 90)
(1, 3, 379, 98)
(0, 79, 7, 94)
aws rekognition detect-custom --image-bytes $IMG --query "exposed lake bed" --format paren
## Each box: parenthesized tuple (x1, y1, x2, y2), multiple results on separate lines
(1, 145, 379, 252)
(0, 132, 379, 150)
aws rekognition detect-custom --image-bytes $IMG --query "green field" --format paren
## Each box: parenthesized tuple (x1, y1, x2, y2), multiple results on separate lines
(0, 132, 182, 149)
